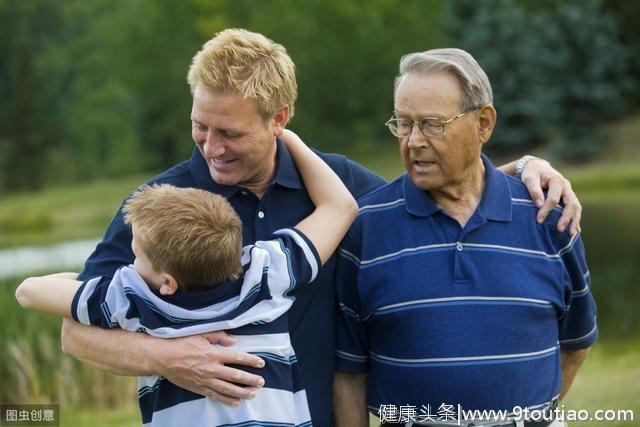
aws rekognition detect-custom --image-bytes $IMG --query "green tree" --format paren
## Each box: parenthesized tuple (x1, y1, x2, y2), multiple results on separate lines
(444, 0, 634, 160)
(0, 0, 64, 191)
(540, 0, 634, 159)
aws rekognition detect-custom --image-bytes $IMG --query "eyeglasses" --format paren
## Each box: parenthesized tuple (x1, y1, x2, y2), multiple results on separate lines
(385, 109, 475, 138)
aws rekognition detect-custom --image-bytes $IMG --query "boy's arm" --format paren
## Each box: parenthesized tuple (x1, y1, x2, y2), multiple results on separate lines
(15, 274, 82, 317)
(279, 129, 359, 265)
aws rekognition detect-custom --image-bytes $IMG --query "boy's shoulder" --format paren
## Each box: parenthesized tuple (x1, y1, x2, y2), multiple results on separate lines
(248, 229, 315, 262)
(245, 228, 320, 283)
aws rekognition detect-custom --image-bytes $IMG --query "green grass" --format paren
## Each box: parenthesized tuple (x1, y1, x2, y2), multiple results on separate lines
(0, 174, 152, 248)
(60, 405, 140, 427)
(561, 341, 640, 426)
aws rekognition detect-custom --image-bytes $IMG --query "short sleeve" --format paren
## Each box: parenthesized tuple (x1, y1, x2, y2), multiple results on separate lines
(72, 267, 135, 330)
(557, 234, 598, 350)
(71, 275, 121, 328)
(253, 228, 321, 295)
(335, 226, 370, 373)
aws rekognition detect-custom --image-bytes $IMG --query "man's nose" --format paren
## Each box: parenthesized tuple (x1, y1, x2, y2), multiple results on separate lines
(202, 133, 226, 158)
(407, 124, 429, 149)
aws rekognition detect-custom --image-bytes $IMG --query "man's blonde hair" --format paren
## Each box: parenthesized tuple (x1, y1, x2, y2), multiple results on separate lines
(123, 184, 243, 291)
(187, 28, 297, 120)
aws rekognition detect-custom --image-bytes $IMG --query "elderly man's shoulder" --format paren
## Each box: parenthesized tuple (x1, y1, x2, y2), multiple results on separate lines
(355, 174, 404, 209)
(502, 173, 565, 227)
(503, 172, 532, 198)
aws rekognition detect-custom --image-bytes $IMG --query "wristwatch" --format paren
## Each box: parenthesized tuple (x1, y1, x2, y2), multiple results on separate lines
(515, 155, 536, 180)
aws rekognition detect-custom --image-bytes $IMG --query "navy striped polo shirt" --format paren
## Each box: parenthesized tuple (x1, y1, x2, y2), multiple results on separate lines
(335, 155, 597, 413)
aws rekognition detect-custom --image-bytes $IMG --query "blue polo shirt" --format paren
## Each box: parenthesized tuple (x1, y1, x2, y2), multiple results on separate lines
(335, 155, 597, 413)
(78, 140, 385, 427)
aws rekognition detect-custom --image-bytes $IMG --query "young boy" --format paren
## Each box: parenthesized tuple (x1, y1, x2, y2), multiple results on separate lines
(15, 130, 358, 427)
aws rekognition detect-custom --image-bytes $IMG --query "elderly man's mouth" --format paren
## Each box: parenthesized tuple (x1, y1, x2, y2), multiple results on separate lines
(413, 160, 437, 172)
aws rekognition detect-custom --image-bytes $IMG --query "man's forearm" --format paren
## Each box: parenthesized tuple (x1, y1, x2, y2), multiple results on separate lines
(497, 159, 518, 176)
(334, 371, 368, 427)
(560, 348, 589, 399)
(61, 318, 156, 376)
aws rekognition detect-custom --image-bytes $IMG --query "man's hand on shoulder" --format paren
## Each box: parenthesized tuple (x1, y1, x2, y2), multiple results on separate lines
(520, 157, 582, 235)
(149, 331, 266, 407)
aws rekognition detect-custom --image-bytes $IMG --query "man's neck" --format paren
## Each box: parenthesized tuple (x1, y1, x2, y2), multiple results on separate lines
(429, 160, 486, 228)
(243, 148, 278, 199)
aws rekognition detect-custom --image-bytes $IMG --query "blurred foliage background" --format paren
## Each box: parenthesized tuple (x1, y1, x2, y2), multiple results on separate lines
(1, 0, 638, 192)
(1, 0, 639, 426)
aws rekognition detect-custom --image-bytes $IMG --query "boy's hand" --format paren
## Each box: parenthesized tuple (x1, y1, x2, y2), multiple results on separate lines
(151, 331, 266, 406)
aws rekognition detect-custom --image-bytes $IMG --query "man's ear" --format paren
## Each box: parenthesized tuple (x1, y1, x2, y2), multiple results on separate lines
(477, 105, 497, 145)
(271, 105, 290, 138)
(159, 273, 179, 296)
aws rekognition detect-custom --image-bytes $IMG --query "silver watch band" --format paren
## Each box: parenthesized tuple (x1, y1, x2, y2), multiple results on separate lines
(515, 155, 536, 180)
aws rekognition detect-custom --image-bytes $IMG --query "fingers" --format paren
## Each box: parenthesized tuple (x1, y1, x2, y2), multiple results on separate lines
(215, 364, 265, 389)
(203, 366, 265, 406)
(206, 389, 242, 407)
(521, 174, 545, 210)
(559, 181, 582, 235)
(215, 347, 265, 370)
(202, 330, 237, 346)
(536, 176, 563, 224)
(209, 377, 259, 401)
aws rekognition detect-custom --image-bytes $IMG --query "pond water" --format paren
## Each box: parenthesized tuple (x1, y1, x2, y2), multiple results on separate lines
(0, 238, 99, 279)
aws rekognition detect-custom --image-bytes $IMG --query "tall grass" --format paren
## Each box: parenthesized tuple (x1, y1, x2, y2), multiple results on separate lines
(0, 279, 137, 409)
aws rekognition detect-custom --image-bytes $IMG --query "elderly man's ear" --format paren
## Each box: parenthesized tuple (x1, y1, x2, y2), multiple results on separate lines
(477, 105, 497, 144)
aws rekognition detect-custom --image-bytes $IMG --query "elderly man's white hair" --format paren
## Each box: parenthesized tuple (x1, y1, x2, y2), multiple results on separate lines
(394, 48, 493, 112)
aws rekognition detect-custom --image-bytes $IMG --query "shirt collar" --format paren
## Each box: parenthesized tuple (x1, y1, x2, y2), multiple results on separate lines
(188, 138, 302, 198)
(272, 138, 303, 190)
(403, 153, 512, 222)
(476, 154, 512, 222)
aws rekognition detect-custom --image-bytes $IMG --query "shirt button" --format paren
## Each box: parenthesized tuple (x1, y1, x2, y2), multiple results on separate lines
(456, 242, 463, 251)
(258, 211, 265, 219)
(241, 191, 247, 196)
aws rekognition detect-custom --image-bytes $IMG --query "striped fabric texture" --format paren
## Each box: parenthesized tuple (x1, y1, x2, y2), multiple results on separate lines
(336, 155, 598, 413)
(72, 228, 319, 427)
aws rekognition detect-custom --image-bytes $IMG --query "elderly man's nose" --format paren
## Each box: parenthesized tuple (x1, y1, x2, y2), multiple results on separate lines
(407, 126, 429, 148)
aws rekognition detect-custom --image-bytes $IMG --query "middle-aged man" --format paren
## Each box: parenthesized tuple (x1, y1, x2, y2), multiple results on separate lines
(61, 30, 583, 426)
(333, 49, 597, 427)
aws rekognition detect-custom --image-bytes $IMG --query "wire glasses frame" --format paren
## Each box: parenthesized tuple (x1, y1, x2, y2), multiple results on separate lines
(385, 108, 477, 138)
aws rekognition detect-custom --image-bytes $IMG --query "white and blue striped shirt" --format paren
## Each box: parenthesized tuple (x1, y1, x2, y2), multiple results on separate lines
(72, 228, 319, 427)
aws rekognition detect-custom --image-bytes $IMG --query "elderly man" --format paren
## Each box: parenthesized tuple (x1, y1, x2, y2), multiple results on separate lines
(334, 49, 597, 427)
(62, 30, 583, 426)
